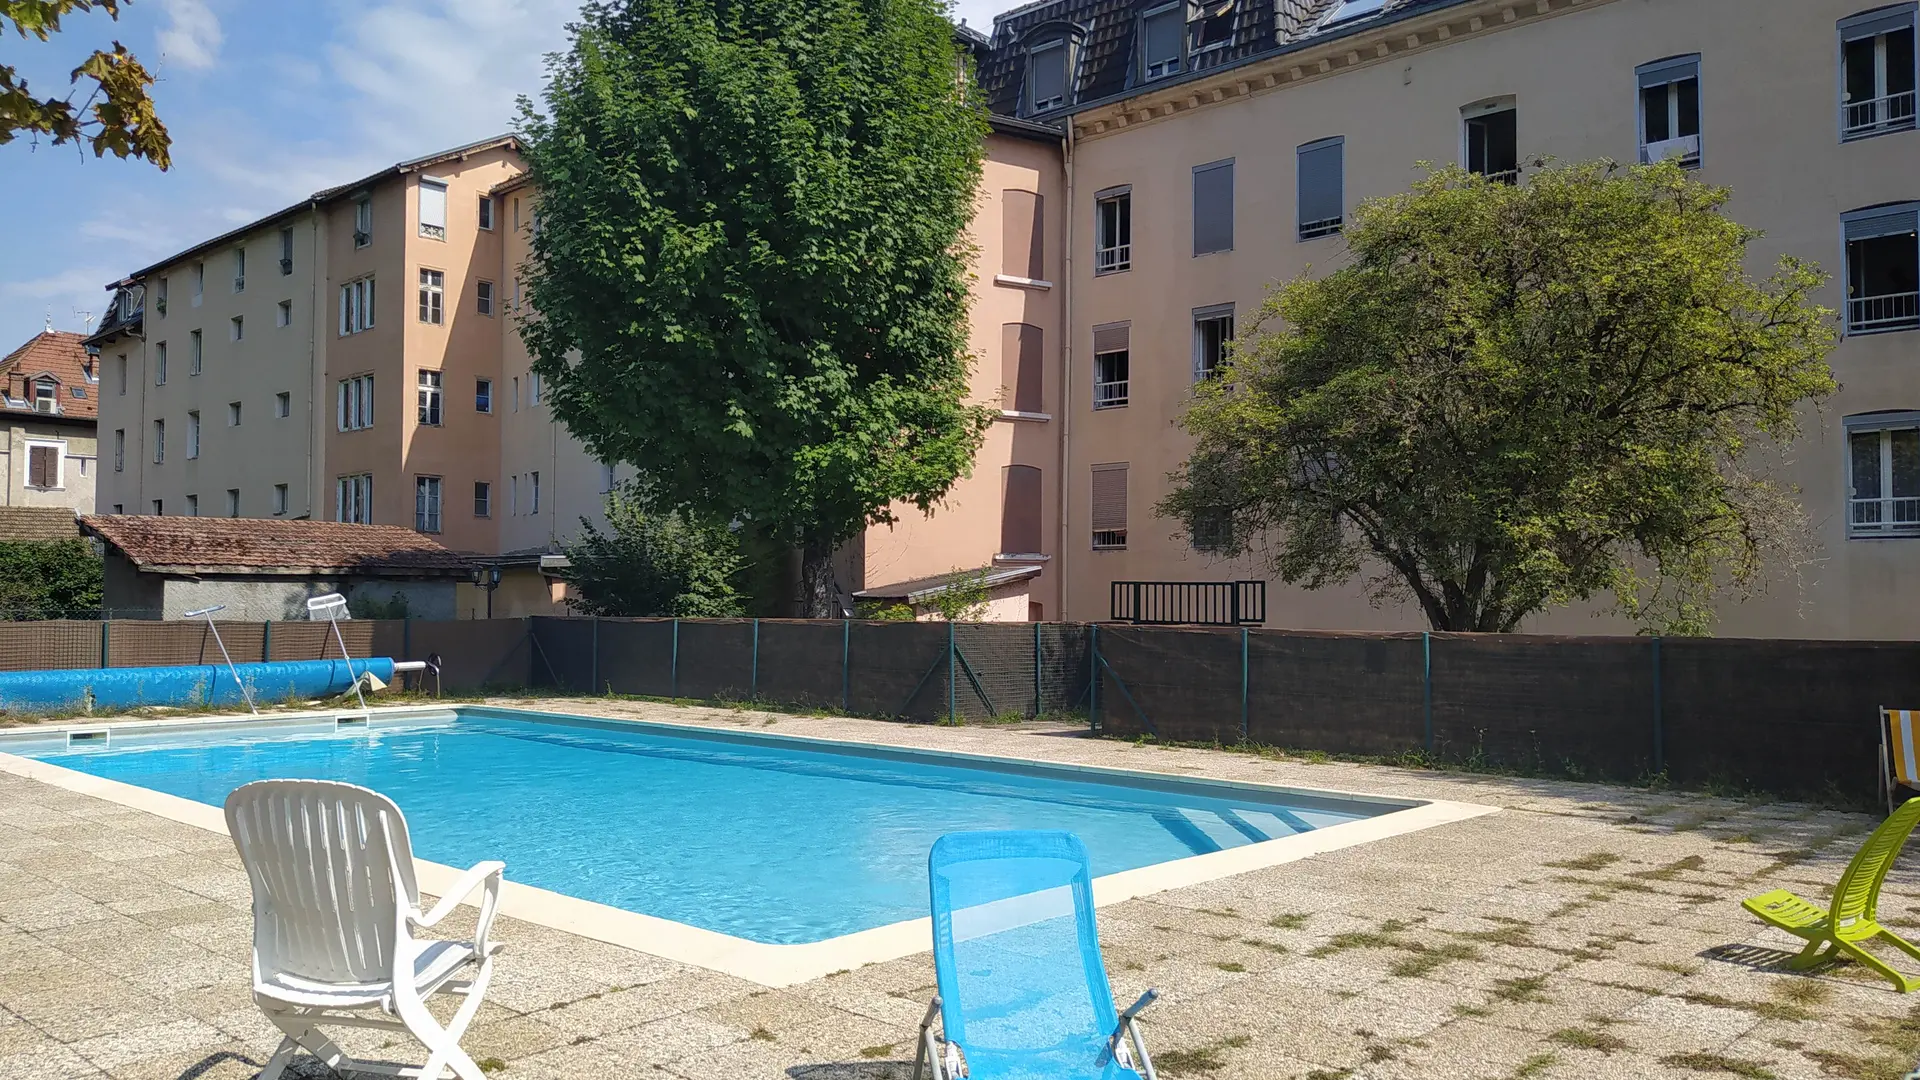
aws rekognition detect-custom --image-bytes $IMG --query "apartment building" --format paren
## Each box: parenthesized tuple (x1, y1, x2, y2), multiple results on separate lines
(0, 329, 99, 512)
(957, 0, 1920, 636)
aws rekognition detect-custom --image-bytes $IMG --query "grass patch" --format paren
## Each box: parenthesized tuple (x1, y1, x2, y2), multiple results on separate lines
(1304, 1070, 1354, 1080)
(1631, 854, 1707, 881)
(1795, 1003, 1920, 1080)
(1638, 959, 1698, 975)
(1550, 1027, 1629, 1053)
(1453, 924, 1536, 948)
(1215, 961, 1247, 973)
(749, 1027, 776, 1042)
(1196, 906, 1241, 919)
(1388, 940, 1483, 977)
(1154, 1035, 1251, 1078)
(1491, 975, 1550, 1003)
(1657, 1052, 1777, 1079)
(476, 1058, 508, 1074)
(1268, 912, 1310, 930)
(1453, 1003, 1493, 1018)
(858, 1044, 892, 1059)
(1546, 852, 1621, 872)
(1678, 991, 1817, 1022)
(1511, 1052, 1557, 1078)
(1770, 979, 1833, 1006)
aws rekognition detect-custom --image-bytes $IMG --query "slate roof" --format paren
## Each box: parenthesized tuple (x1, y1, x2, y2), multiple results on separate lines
(0, 331, 99, 422)
(79, 516, 474, 578)
(0, 507, 80, 543)
(978, 0, 1463, 119)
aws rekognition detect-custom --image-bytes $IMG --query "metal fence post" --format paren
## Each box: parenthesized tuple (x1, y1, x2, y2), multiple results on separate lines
(842, 619, 851, 713)
(1651, 635, 1665, 776)
(1033, 621, 1042, 718)
(947, 620, 957, 723)
(1089, 623, 1099, 730)
(260, 621, 271, 663)
(751, 618, 760, 700)
(591, 617, 600, 694)
(670, 618, 680, 699)
(1240, 626, 1250, 742)
(99, 620, 110, 668)
(1423, 631, 1434, 754)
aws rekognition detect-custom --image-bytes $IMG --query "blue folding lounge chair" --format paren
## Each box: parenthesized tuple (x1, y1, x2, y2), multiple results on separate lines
(916, 830, 1160, 1080)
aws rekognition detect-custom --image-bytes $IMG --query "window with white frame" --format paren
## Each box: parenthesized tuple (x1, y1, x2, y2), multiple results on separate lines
(184, 493, 198, 516)
(233, 247, 246, 292)
(113, 428, 124, 472)
(418, 369, 443, 425)
(354, 195, 373, 247)
(1297, 136, 1345, 240)
(32, 378, 56, 414)
(152, 343, 164, 385)
(337, 474, 373, 524)
(273, 483, 288, 515)
(189, 329, 202, 374)
(156, 276, 168, 315)
(337, 374, 374, 431)
(478, 194, 494, 231)
(1841, 5, 1917, 141)
(1028, 40, 1068, 113)
(530, 470, 541, 513)
(477, 279, 494, 316)
(1095, 187, 1131, 274)
(226, 489, 240, 517)
(1140, 3, 1184, 80)
(511, 375, 520, 411)
(230, 315, 243, 342)
(1848, 413, 1920, 536)
(418, 178, 448, 240)
(1189, 0, 1235, 66)
(339, 276, 375, 335)
(601, 461, 617, 493)
(510, 473, 519, 515)
(418, 269, 444, 324)
(276, 391, 290, 418)
(475, 378, 492, 413)
(277, 299, 292, 327)
(152, 419, 164, 463)
(115, 354, 126, 395)
(1464, 99, 1519, 183)
(1193, 304, 1234, 381)
(191, 261, 204, 305)
(1321, 0, 1387, 26)
(227, 400, 241, 426)
(1637, 55, 1701, 167)
(152, 499, 163, 515)
(474, 480, 491, 518)
(529, 372, 542, 406)
(415, 475, 443, 532)
(1092, 322, 1129, 409)
(1844, 202, 1920, 333)
(280, 227, 294, 274)
(186, 410, 200, 459)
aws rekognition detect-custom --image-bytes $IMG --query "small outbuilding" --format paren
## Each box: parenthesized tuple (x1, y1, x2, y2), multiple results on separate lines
(80, 515, 475, 620)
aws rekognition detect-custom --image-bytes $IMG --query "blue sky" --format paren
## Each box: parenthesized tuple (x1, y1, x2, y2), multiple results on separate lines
(0, 0, 1008, 350)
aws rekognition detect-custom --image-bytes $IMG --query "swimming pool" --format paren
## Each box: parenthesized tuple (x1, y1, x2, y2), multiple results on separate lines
(4, 706, 1410, 946)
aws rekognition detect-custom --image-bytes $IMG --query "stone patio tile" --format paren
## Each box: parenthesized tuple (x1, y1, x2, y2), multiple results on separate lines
(0, 1041, 105, 1080)
(64, 1017, 225, 1071)
(588, 1011, 748, 1068)
(7, 978, 188, 1044)
(1611, 992, 1762, 1055)
(508, 1037, 669, 1080)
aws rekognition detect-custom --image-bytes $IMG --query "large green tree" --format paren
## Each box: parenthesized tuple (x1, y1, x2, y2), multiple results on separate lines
(2, 1, 169, 167)
(517, 0, 992, 616)
(561, 488, 747, 618)
(1163, 161, 1838, 635)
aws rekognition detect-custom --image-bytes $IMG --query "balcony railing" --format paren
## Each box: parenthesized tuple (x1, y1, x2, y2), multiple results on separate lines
(1849, 291, 1920, 333)
(419, 223, 446, 241)
(1844, 91, 1918, 140)
(1475, 168, 1521, 185)
(1851, 496, 1920, 535)
(1093, 378, 1128, 409)
(1095, 243, 1131, 274)
(1110, 580, 1266, 626)
(1640, 133, 1701, 168)
(1298, 215, 1343, 241)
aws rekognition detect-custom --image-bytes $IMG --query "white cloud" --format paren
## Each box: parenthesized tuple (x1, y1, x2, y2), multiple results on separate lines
(157, 0, 224, 72)
(0, 266, 125, 335)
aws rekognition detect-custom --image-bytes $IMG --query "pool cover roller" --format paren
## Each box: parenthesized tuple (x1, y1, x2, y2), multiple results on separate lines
(0, 658, 398, 713)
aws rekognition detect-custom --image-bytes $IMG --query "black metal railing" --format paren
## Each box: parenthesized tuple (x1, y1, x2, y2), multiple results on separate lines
(1109, 580, 1266, 626)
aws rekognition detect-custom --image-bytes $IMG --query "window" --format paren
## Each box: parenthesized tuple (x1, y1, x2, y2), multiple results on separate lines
(1190, 2, 1235, 65)
(529, 372, 542, 406)
(1845, 203, 1920, 333)
(1848, 414, 1920, 535)
(530, 470, 541, 513)
(1638, 56, 1702, 166)
(32, 378, 56, 414)
(24, 442, 60, 490)
(189, 329, 202, 374)
(1001, 464, 1043, 555)
(1842, 5, 1917, 140)
(186, 493, 199, 517)
(1093, 322, 1130, 409)
(479, 194, 495, 230)
(418, 269, 444, 324)
(338, 374, 375, 431)
(1321, 0, 1387, 25)
(415, 476, 443, 532)
(1002, 189, 1044, 280)
(1194, 159, 1234, 256)
(187, 410, 200, 459)
(1095, 187, 1131, 274)
(113, 429, 124, 472)
(354, 195, 372, 247)
(339, 276, 376, 335)
(227, 400, 241, 426)
(418, 369, 443, 425)
(337, 474, 373, 523)
(1141, 3, 1184, 80)
(111, 504, 122, 515)
(1297, 136, 1345, 240)
(152, 419, 164, 463)
(512, 375, 520, 411)
(474, 480, 492, 518)
(277, 299, 292, 327)
(1091, 463, 1128, 548)
(230, 315, 244, 342)
(510, 473, 519, 515)
(475, 378, 493, 413)
(1028, 40, 1068, 112)
(601, 461, 617, 493)
(273, 484, 288, 515)
(477, 279, 494, 316)
(233, 247, 245, 292)
(1193, 304, 1234, 381)
(512, 280, 522, 311)
(156, 276, 168, 315)
(226, 489, 240, 517)
(1465, 101, 1519, 183)
(276, 391, 291, 418)
(155, 340, 167, 385)
(418, 178, 448, 240)
(115, 353, 126, 395)
(280, 226, 294, 274)
(1003, 323, 1044, 413)
(191, 261, 204, 305)
(152, 499, 163, 515)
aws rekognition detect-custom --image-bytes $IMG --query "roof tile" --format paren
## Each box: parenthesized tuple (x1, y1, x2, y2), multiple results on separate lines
(0, 331, 99, 421)
(78, 515, 473, 576)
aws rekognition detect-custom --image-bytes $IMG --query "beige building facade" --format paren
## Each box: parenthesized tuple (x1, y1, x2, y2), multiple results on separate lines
(0, 330, 99, 514)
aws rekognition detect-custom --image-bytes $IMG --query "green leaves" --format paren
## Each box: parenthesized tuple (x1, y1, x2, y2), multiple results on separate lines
(1, 1, 170, 167)
(518, 0, 989, 578)
(561, 488, 748, 618)
(1163, 161, 1837, 634)
(0, 539, 103, 618)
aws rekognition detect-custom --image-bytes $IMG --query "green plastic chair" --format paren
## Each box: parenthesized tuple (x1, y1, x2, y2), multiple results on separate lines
(1742, 797, 1920, 992)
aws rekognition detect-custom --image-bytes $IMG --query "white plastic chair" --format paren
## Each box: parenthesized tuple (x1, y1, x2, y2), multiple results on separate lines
(224, 779, 505, 1080)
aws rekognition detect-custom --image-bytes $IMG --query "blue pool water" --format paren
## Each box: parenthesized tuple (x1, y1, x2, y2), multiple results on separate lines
(14, 708, 1389, 944)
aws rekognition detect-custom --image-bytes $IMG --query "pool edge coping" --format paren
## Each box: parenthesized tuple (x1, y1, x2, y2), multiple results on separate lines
(0, 703, 1501, 988)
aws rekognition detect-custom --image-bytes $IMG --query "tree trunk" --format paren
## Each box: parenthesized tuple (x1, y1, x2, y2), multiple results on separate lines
(799, 543, 839, 619)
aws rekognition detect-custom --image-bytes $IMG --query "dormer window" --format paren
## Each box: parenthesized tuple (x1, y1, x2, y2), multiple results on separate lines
(1190, 0, 1236, 65)
(1141, 3, 1185, 81)
(33, 378, 57, 414)
(1321, 0, 1388, 26)
(1028, 40, 1068, 112)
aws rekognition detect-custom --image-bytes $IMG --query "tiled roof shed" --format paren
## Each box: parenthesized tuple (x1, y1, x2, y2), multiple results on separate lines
(0, 507, 80, 543)
(78, 516, 474, 578)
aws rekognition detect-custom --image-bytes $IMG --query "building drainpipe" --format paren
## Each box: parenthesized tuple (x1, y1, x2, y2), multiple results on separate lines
(1057, 119, 1075, 622)
(306, 206, 320, 519)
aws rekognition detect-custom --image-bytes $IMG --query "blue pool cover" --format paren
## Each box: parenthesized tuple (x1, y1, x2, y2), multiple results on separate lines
(0, 658, 394, 712)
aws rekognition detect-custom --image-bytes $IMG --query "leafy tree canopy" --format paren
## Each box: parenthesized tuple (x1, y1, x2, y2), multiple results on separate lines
(1163, 161, 1837, 635)
(2, 1, 170, 167)
(562, 487, 747, 618)
(517, 0, 992, 614)
(0, 538, 103, 618)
